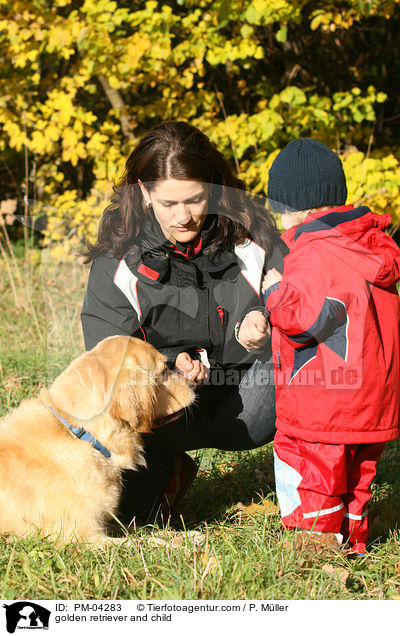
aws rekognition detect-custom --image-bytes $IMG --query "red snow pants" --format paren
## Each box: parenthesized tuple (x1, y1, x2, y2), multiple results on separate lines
(273, 430, 385, 552)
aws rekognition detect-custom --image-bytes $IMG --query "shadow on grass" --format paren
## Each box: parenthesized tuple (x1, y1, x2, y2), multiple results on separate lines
(369, 437, 400, 544)
(178, 446, 277, 527)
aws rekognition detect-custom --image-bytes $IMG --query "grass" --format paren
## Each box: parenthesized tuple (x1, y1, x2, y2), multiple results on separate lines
(1, 245, 400, 600)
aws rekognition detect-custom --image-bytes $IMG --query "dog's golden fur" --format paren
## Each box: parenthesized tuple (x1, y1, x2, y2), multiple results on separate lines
(0, 336, 194, 543)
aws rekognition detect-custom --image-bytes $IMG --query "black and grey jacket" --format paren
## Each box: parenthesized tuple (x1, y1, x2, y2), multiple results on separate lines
(81, 214, 287, 370)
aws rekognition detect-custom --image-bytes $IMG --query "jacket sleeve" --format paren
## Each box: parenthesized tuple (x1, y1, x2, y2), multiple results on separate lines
(81, 256, 143, 351)
(264, 261, 347, 347)
(235, 237, 288, 334)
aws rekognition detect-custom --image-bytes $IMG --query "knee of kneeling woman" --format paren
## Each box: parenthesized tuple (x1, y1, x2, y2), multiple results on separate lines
(241, 392, 276, 449)
(247, 418, 276, 449)
(233, 408, 276, 450)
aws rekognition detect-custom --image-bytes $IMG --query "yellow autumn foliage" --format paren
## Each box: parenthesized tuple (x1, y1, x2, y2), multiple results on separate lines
(0, 0, 399, 260)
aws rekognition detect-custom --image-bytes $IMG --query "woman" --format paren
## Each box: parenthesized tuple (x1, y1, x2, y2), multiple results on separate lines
(81, 121, 288, 524)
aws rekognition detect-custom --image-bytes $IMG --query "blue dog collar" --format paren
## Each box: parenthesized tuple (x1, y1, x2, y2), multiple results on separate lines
(47, 406, 111, 459)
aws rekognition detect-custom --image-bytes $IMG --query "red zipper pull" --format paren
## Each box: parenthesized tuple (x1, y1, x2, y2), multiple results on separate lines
(216, 306, 224, 325)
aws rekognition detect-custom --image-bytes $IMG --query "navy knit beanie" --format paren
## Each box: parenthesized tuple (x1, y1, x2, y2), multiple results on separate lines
(267, 139, 347, 213)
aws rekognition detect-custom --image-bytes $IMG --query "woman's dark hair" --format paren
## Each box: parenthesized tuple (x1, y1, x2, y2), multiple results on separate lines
(82, 121, 279, 262)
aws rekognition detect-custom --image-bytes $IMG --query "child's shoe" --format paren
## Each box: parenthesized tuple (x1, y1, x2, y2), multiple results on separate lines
(287, 530, 343, 554)
(347, 540, 367, 557)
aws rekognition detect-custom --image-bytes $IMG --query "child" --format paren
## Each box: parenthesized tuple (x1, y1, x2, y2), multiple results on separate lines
(262, 139, 400, 553)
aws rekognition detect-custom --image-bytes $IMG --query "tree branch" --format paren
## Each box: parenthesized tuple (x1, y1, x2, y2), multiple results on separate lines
(97, 73, 135, 141)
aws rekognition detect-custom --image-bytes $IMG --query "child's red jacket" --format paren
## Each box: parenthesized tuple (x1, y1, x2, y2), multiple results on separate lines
(265, 204, 400, 444)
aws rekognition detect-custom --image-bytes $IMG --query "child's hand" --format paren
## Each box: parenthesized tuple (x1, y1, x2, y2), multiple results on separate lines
(262, 268, 282, 294)
(238, 311, 271, 351)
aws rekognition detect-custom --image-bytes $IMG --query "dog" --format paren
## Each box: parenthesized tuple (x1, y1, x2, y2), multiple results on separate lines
(0, 336, 194, 544)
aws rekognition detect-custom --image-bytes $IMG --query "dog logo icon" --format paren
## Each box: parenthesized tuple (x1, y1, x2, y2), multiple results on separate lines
(3, 602, 50, 633)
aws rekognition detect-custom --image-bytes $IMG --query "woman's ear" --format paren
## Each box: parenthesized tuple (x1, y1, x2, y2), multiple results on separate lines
(138, 179, 151, 207)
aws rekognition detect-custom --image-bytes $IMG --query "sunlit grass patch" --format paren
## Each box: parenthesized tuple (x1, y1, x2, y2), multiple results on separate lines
(1, 248, 400, 600)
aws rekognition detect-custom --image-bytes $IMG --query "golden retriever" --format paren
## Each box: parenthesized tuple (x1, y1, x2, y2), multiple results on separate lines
(0, 336, 194, 544)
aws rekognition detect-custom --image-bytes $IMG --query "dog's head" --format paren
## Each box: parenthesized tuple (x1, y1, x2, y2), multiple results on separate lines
(41, 336, 195, 433)
(104, 337, 196, 432)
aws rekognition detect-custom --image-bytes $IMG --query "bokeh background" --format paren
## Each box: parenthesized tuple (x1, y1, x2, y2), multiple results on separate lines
(1, 0, 400, 258)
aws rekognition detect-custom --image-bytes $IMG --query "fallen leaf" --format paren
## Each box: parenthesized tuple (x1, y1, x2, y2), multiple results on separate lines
(284, 531, 342, 555)
(235, 498, 280, 518)
(322, 563, 349, 587)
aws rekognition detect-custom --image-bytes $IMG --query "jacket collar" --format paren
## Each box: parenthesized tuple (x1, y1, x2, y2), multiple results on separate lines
(138, 212, 218, 255)
(282, 204, 375, 248)
(125, 214, 237, 281)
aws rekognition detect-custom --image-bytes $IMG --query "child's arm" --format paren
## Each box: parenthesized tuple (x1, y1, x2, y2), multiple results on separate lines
(263, 268, 347, 347)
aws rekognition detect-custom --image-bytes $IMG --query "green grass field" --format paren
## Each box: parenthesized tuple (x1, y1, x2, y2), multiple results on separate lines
(1, 248, 400, 600)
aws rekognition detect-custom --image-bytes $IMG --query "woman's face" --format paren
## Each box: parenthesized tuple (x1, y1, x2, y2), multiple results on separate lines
(140, 178, 210, 244)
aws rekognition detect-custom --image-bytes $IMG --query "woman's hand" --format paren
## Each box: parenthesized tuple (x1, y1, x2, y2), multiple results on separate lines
(262, 268, 282, 293)
(174, 352, 209, 387)
(238, 311, 270, 351)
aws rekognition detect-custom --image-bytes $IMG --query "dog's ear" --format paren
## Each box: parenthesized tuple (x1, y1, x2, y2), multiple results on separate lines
(41, 350, 112, 420)
(109, 369, 156, 433)
(42, 336, 137, 422)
